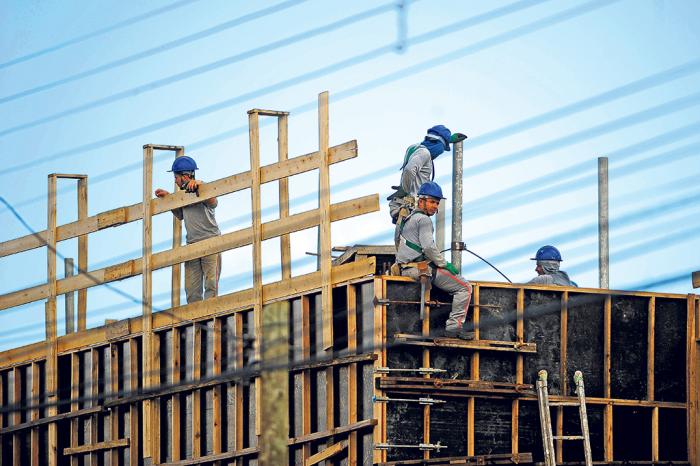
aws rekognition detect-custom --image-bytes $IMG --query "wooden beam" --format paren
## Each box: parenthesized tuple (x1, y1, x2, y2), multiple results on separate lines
(193, 324, 202, 458)
(46, 174, 58, 466)
(171, 326, 182, 461)
(260, 301, 290, 466)
(687, 294, 697, 464)
(212, 318, 223, 456)
(90, 348, 99, 466)
(0, 258, 377, 368)
(110, 343, 120, 465)
(422, 268, 431, 461)
(234, 312, 245, 464)
(142, 145, 154, 460)
(305, 441, 347, 466)
(0, 194, 379, 311)
(651, 406, 659, 462)
(347, 284, 358, 466)
(278, 114, 291, 281)
(603, 295, 613, 462)
(468, 284, 480, 457)
(77, 177, 87, 331)
(301, 295, 312, 463)
(647, 297, 655, 401)
(172, 148, 184, 308)
(318, 91, 333, 350)
(129, 338, 140, 466)
(69, 355, 79, 466)
(373, 277, 386, 464)
(63, 438, 129, 455)
(0, 140, 358, 258)
(512, 288, 524, 456)
(557, 291, 568, 464)
(31, 362, 40, 466)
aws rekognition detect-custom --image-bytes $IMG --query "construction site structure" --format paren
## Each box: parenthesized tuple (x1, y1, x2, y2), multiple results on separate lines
(0, 92, 698, 465)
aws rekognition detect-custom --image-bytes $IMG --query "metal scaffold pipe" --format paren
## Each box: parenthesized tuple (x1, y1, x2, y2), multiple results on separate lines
(451, 139, 464, 272)
(598, 156, 609, 288)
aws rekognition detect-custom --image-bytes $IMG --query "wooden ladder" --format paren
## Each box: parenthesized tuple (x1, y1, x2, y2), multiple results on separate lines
(536, 369, 593, 466)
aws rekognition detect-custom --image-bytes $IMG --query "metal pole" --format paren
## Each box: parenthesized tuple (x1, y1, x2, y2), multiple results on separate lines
(598, 157, 609, 288)
(64, 258, 75, 334)
(451, 140, 464, 272)
(436, 200, 445, 252)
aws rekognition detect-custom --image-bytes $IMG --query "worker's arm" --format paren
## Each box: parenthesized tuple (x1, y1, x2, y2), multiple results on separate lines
(399, 149, 431, 193)
(417, 216, 447, 268)
(154, 188, 184, 219)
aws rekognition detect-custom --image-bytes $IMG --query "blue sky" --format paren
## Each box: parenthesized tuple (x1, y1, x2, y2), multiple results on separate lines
(0, 0, 699, 350)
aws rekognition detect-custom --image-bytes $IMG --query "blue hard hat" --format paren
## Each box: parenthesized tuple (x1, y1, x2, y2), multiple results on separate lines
(168, 156, 198, 173)
(531, 245, 562, 261)
(417, 181, 446, 200)
(427, 125, 452, 152)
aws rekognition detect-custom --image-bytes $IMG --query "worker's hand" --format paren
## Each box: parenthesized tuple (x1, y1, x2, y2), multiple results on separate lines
(154, 188, 170, 198)
(184, 179, 201, 193)
(444, 262, 459, 275)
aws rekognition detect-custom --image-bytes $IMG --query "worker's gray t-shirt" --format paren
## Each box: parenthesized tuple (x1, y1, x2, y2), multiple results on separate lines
(173, 202, 220, 244)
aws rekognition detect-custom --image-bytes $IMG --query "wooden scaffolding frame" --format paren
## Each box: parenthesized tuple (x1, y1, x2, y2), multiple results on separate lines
(0, 91, 379, 465)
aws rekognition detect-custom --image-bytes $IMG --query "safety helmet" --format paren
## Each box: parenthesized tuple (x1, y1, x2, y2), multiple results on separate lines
(531, 245, 562, 262)
(417, 181, 446, 200)
(168, 156, 198, 173)
(427, 125, 452, 152)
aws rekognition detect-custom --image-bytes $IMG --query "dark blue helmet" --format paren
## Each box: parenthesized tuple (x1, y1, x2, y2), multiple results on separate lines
(531, 245, 562, 261)
(168, 156, 198, 173)
(417, 181, 446, 200)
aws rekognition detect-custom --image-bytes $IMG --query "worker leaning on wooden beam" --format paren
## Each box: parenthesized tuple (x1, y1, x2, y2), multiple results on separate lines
(155, 156, 222, 303)
(393, 181, 474, 340)
(527, 245, 578, 287)
(387, 125, 465, 226)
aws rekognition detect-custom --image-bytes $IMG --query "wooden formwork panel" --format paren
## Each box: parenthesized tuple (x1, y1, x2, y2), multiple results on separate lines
(377, 277, 694, 465)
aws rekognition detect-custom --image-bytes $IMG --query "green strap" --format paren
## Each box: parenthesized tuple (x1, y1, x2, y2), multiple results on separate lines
(399, 212, 425, 258)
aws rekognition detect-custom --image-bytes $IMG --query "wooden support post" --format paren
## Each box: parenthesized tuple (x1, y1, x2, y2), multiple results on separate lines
(129, 338, 140, 466)
(172, 148, 185, 308)
(468, 284, 480, 456)
(260, 301, 290, 466)
(193, 324, 202, 458)
(64, 258, 75, 334)
(90, 348, 100, 466)
(603, 295, 613, 462)
(347, 285, 358, 466)
(512, 288, 524, 456)
(77, 176, 88, 331)
(31, 362, 40, 466)
(248, 110, 264, 440)
(46, 174, 58, 466)
(687, 294, 697, 464)
(422, 272, 431, 461)
(301, 295, 312, 463)
(12, 366, 21, 466)
(373, 277, 387, 464)
(110, 343, 120, 466)
(234, 312, 245, 465)
(142, 145, 155, 460)
(213, 318, 223, 458)
(651, 406, 659, 462)
(318, 91, 333, 350)
(557, 291, 569, 463)
(278, 114, 291, 281)
(171, 327, 181, 462)
(647, 297, 655, 402)
(69, 355, 79, 466)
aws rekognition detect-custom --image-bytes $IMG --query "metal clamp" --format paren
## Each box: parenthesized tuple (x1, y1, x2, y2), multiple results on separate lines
(375, 442, 446, 451)
(374, 366, 447, 375)
(372, 395, 446, 406)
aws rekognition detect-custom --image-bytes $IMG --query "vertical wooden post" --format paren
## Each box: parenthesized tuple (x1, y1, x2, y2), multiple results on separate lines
(142, 145, 155, 460)
(422, 275, 431, 460)
(603, 295, 613, 462)
(213, 318, 223, 458)
(278, 114, 291, 281)
(31, 362, 41, 466)
(648, 297, 658, 461)
(172, 148, 184, 308)
(318, 91, 333, 350)
(171, 327, 181, 462)
(687, 294, 697, 464)
(512, 288, 524, 456)
(193, 324, 202, 458)
(77, 176, 88, 331)
(468, 284, 480, 456)
(110, 343, 120, 466)
(373, 277, 387, 464)
(90, 348, 99, 466)
(68, 355, 79, 466)
(46, 174, 58, 466)
(347, 284, 358, 466)
(234, 312, 245, 466)
(64, 258, 75, 334)
(260, 301, 290, 466)
(129, 338, 140, 466)
(301, 295, 312, 463)
(12, 366, 21, 466)
(557, 291, 569, 463)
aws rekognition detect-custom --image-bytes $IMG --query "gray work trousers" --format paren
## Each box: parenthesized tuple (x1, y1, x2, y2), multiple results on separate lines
(402, 266, 472, 332)
(184, 253, 221, 303)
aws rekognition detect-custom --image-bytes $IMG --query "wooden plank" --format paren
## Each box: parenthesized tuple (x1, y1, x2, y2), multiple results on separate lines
(193, 324, 202, 458)
(301, 295, 312, 463)
(90, 348, 99, 466)
(172, 148, 184, 308)
(603, 295, 612, 461)
(374, 277, 386, 464)
(260, 301, 290, 466)
(318, 91, 333, 351)
(248, 110, 263, 441)
(46, 174, 58, 466)
(0, 140, 358, 258)
(651, 406, 659, 462)
(0, 194, 379, 311)
(288, 418, 377, 445)
(512, 288, 524, 456)
(129, 338, 140, 466)
(110, 343, 120, 466)
(0, 406, 102, 435)
(12, 367, 21, 466)
(77, 177, 87, 331)
(422, 270, 431, 461)
(468, 284, 480, 457)
(647, 297, 655, 400)
(212, 318, 223, 456)
(63, 438, 129, 455)
(687, 294, 697, 464)
(69, 355, 79, 466)
(0, 258, 377, 368)
(278, 114, 291, 281)
(557, 291, 568, 464)
(392, 335, 537, 353)
(171, 326, 182, 461)
(305, 440, 347, 466)
(234, 312, 245, 465)
(347, 284, 358, 466)
(31, 362, 40, 466)
(142, 145, 154, 460)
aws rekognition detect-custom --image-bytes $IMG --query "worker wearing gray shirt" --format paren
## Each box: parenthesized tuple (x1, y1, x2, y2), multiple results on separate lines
(527, 245, 577, 287)
(395, 181, 473, 340)
(155, 156, 222, 303)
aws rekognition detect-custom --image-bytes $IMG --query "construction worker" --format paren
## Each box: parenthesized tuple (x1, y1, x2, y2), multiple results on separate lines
(155, 156, 222, 303)
(388, 125, 466, 225)
(528, 245, 578, 287)
(394, 181, 474, 339)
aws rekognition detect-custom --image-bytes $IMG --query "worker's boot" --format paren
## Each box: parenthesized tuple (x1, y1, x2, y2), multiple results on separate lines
(444, 329, 475, 340)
